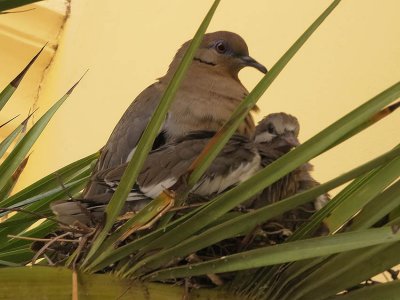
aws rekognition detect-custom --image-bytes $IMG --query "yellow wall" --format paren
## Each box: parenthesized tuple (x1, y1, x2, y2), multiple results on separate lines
(0, 1, 67, 140)
(5, 0, 399, 191)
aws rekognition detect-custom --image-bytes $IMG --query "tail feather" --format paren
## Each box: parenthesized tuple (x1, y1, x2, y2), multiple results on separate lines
(50, 200, 98, 226)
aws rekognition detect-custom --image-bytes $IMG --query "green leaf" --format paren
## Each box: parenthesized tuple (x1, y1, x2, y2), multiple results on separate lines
(0, 248, 33, 264)
(273, 214, 400, 300)
(84, 205, 201, 272)
(0, 0, 42, 12)
(136, 82, 400, 258)
(289, 150, 400, 241)
(0, 176, 89, 248)
(0, 215, 41, 229)
(2, 220, 56, 251)
(79, 145, 397, 274)
(255, 180, 400, 299)
(123, 146, 400, 276)
(146, 226, 400, 281)
(327, 101, 400, 151)
(0, 156, 30, 201)
(280, 242, 400, 300)
(0, 114, 30, 160)
(325, 155, 400, 231)
(0, 266, 236, 300)
(0, 260, 20, 267)
(0, 152, 97, 208)
(248, 166, 400, 298)
(0, 77, 84, 191)
(327, 280, 400, 300)
(82, 0, 221, 266)
(349, 179, 400, 230)
(0, 44, 45, 110)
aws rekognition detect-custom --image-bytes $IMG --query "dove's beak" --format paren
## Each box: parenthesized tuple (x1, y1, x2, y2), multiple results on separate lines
(240, 55, 268, 74)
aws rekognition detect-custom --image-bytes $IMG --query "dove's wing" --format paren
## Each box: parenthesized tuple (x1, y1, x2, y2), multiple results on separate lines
(98, 83, 165, 170)
(88, 133, 260, 202)
(83, 83, 165, 198)
(52, 133, 260, 226)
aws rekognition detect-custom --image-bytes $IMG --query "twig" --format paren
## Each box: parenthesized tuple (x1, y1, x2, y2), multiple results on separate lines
(239, 224, 260, 251)
(71, 235, 89, 270)
(7, 234, 79, 243)
(43, 254, 55, 266)
(72, 270, 79, 300)
(183, 278, 190, 300)
(117, 193, 175, 243)
(66, 228, 97, 268)
(31, 232, 72, 265)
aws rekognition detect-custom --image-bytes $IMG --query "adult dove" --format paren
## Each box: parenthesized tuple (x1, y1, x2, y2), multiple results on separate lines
(84, 31, 267, 199)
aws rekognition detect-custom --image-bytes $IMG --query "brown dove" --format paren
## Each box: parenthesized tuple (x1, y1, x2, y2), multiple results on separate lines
(85, 31, 267, 198)
(253, 113, 329, 208)
(251, 112, 330, 235)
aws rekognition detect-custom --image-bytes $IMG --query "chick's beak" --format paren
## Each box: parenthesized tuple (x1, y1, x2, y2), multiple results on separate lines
(282, 132, 300, 148)
(241, 55, 268, 74)
(275, 132, 300, 153)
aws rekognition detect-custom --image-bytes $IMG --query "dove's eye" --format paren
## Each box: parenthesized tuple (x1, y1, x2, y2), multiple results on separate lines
(215, 41, 227, 54)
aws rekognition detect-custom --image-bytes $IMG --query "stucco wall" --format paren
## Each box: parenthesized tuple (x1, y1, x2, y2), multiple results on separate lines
(2, 0, 399, 192)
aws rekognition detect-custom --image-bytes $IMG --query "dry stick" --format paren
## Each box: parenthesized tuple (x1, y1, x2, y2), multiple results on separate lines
(7, 235, 79, 243)
(71, 235, 89, 269)
(117, 194, 175, 243)
(43, 254, 55, 266)
(31, 232, 72, 264)
(72, 270, 79, 300)
(183, 278, 190, 300)
(239, 224, 261, 252)
(65, 228, 98, 268)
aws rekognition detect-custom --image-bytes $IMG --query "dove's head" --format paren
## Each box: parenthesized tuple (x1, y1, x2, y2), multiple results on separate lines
(255, 113, 300, 153)
(169, 31, 267, 79)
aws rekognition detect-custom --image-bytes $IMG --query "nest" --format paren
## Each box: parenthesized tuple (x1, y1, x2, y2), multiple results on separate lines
(29, 195, 400, 297)
(31, 194, 329, 288)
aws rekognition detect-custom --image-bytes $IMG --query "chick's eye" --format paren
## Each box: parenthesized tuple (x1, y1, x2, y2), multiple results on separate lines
(267, 124, 275, 134)
(215, 41, 227, 54)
